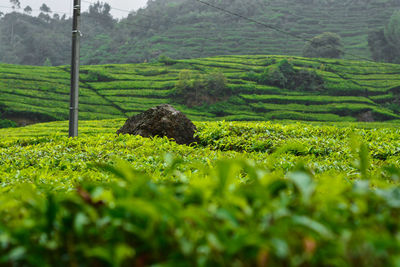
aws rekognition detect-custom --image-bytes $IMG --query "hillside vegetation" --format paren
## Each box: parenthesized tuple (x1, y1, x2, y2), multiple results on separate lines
(1, 0, 400, 65)
(0, 119, 400, 265)
(1, 55, 400, 124)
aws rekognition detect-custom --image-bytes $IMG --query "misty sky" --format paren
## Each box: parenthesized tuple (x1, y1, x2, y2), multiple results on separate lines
(1, 0, 148, 18)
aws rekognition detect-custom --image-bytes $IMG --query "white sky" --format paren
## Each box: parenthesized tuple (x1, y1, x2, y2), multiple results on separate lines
(1, 0, 148, 18)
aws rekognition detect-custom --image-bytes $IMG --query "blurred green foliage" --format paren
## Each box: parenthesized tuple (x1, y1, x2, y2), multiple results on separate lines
(0, 119, 400, 265)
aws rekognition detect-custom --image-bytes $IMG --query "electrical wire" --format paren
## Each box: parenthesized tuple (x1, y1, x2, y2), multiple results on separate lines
(0, 0, 376, 62)
(193, 0, 374, 62)
(0, 2, 151, 36)
(80, 0, 153, 18)
(81, 12, 150, 32)
(81, 0, 131, 13)
(0, 3, 71, 16)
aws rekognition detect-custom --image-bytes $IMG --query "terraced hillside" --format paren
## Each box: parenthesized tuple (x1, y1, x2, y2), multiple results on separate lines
(1, 0, 400, 66)
(1, 55, 400, 124)
(124, 0, 400, 62)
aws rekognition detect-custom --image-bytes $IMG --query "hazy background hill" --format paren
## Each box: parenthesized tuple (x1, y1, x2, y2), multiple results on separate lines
(1, 0, 400, 66)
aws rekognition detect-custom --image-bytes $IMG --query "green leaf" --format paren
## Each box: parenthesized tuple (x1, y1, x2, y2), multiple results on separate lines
(45, 193, 57, 232)
(293, 216, 333, 239)
(207, 233, 224, 252)
(359, 143, 370, 180)
(74, 212, 90, 235)
(271, 238, 289, 258)
(288, 171, 315, 203)
(376, 187, 400, 208)
(8, 247, 26, 261)
(114, 244, 135, 266)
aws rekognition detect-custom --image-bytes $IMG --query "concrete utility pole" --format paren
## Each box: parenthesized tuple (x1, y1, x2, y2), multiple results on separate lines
(69, 0, 81, 137)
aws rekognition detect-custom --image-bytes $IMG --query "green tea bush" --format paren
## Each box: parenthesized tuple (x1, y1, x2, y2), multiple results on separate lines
(261, 57, 277, 66)
(303, 32, 344, 59)
(0, 118, 16, 128)
(84, 70, 114, 82)
(260, 65, 287, 88)
(135, 68, 169, 76)
(158, 55, 177, 65)
(385, 103, 400, 114)
(247, 60, 324, 92)
(173, 70, 231, 106)
(0, 154, 400, 266)
(294, 69, 325, 91)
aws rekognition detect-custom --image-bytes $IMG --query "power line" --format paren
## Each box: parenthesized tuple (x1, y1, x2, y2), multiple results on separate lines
(81, 0, 131, 13)
(81, 0, 133, 14)
(81, 13, 150, 32)
(1, 1, 154, 20)
(0, 3, 151, 31)
(0, 0, 147, 18)
(193, 0, 374, 62)
(1, 0, 376, 63)
(192, 0, 380, 97)
(81, 0, 153, 18)
(0, 3, 151, 36)
(0, 3, 71, 16)
(0, 5, 13, 9)
(77, 0, 161, 32)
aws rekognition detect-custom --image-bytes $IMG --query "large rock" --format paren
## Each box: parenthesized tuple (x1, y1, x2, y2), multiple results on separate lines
(116, 104, 198, 145)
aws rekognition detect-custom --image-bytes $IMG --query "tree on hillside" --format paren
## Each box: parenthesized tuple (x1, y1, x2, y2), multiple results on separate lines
(385, 10, 400, 48)
(368, 10, 400, 63)
(24, 6, 32, 15)
(85, 1, 114, 28)
(39, 3, 51, 13)
(303, 32, 344, 59)
(173, 71, 230, 106)
(368, 29, 400, 63)
(0, 11, 71, 65)
(9, 0, 20, 10)
(39, 4, 51, 22)
(89, 1, 112, 17)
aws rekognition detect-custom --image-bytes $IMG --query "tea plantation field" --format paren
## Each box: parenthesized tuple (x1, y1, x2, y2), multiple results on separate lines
(0, 119, 400, 265)
(1, 55, 400, 124)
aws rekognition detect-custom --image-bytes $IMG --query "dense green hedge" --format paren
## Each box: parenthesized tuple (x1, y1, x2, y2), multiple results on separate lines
(1, 159, 399, 266)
